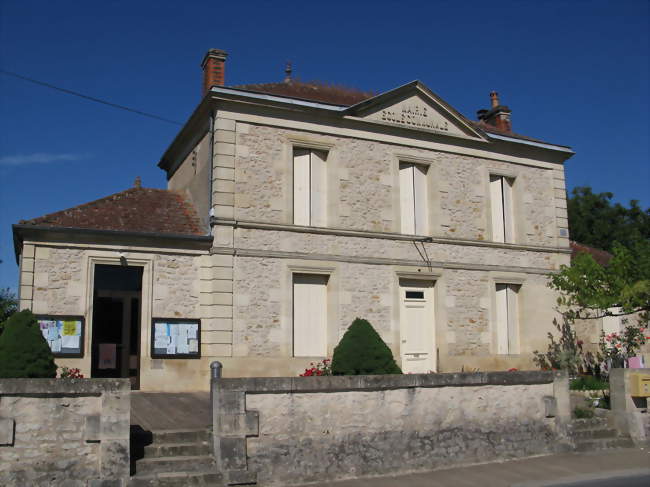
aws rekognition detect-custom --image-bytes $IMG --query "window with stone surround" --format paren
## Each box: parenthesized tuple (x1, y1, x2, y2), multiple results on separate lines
(399, 162, 428, 235)
(292, 273, 328, 357)
(489, 174, 515, 243)
(293, 148, 327, 227)
(495, 283, 520, 354)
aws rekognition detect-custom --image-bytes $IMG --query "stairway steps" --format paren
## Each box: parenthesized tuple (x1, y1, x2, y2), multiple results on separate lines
(571, 417, 609, 431)
(144, 441, 210, 458)
(134, 455, 217, 476)
(572, 428, 619, 440)
(150, 429, 211, 444)
(129, 470, 222, 487)
(575, 436, 635, 452)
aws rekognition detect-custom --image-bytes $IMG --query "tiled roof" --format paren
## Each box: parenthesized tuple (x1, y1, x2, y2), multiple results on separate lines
(233, 81, 375, 106)
(19, 187, 204, 236)
(570, 241, 612, 266)
(230, 82, 563, 146)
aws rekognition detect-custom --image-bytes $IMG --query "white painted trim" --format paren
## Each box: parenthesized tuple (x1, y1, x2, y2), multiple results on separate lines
(486, 133, 574, 153)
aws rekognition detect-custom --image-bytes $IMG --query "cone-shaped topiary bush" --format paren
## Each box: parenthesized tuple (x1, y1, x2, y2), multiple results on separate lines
(0, 309, 57, 378)
(331, 318, 402, 375)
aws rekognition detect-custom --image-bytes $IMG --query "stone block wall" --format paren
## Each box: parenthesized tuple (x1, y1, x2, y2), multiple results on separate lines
(0, 379, 130, 486)
(233, 123, 564, 248)
(211, 371, 567, 486)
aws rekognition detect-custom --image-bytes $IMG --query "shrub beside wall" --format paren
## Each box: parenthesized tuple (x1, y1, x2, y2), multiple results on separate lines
(0, 310, 56, 378)
(332, 318, 402, 375)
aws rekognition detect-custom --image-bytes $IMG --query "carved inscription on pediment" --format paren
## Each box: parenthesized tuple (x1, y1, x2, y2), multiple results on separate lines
(380, 104, 449, 132)
(363, 95, 466, 136)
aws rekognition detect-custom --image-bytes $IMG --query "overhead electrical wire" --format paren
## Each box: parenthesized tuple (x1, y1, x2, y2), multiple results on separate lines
(0, 69, 183, 126)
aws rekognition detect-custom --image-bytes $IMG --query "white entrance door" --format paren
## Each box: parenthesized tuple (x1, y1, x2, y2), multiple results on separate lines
(399, 280, 435, 373)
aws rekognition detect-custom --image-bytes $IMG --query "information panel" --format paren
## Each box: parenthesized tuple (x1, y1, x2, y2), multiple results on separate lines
(151, 318, 201, 358)
(36, 315, 85, 358)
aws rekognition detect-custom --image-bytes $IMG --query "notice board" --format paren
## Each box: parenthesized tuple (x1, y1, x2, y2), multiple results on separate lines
(36, 315, 85, 357)
(151, 318, 201, 358)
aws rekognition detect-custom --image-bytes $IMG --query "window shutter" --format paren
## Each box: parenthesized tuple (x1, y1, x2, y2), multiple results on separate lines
(310, 150, 327, 227)
(490, 175, 505, 243)
(495, 283, 509, 354)
(506, 284, 518, 353)
(503, 177, 515, 243)
(293, 274, 328, 357)
(293, 149, 311, 225)
(400, 164, 415, 234)
(413, 165, 428, 235)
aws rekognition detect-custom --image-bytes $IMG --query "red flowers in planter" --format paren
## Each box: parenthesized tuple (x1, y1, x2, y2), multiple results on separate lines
(299, 359, 332, 377)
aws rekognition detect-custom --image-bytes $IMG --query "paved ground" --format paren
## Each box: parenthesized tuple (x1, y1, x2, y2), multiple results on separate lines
(298, 448, 650, 487)
(130, 392, 211, 431)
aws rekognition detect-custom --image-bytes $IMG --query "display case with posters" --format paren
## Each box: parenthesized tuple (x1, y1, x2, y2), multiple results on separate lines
(151, 318, 201, 358)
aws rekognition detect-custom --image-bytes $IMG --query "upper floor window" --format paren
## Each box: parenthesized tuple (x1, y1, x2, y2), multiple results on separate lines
(489, 175, 515, 243)
(293, 148, 327, 227)
(399, 162, 428, 235)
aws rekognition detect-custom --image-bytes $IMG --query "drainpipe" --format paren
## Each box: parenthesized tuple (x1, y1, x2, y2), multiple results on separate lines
(208, 109, 215, 231)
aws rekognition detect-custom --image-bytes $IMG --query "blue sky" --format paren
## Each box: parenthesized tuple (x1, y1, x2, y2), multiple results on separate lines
(1, 0, 648, 291)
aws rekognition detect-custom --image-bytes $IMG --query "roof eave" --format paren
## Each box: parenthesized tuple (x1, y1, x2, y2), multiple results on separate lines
(12, 224, 212, 262)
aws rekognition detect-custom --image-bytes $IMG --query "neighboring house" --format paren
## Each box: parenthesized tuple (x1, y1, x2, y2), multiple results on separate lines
(12, 49, 575, 391)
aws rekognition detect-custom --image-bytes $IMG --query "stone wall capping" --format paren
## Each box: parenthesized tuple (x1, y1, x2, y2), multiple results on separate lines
(0, 378, 129, 395)
(213, 370, 554, 395)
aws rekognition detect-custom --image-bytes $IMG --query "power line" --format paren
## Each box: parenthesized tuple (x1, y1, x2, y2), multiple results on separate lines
(0, 69, 183, 126)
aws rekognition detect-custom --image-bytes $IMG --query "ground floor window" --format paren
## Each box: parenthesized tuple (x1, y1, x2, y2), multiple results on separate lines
(292, 273, 328, 357)
(495, 283, 520, 354)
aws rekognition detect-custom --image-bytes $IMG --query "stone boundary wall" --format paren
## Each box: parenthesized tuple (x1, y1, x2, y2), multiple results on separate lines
(0, 379, 130, 487)
(212, 371, 570, 486)
(610, 368, 650, 447)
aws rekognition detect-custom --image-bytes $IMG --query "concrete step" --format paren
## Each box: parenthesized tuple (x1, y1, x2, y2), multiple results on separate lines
(134, 455, 217, 476)
(129, 470, 222, 486)
(144, 441, 211, 458)
(571, 417, 609, 431)
(575, 436, 635, 452)
(150, 429, 211, 444)
(572, 428, 619, 440)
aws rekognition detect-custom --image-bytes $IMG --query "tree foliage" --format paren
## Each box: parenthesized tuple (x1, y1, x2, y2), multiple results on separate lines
(0, 309, 57, 378)
(331, 318, 402, 375)
(549, 241, 650, 319)
(0, 288, 18, 330)
(567, 186, 650, 252)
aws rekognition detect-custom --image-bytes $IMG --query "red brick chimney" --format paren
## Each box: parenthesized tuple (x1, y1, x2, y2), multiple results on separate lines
(477, 91, 512, 132)
(201, 49, 228, 96)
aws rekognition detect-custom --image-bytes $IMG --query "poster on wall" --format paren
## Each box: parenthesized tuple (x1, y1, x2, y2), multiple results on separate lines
(36, 316, 84, 357)
(151, 318, 201, 358)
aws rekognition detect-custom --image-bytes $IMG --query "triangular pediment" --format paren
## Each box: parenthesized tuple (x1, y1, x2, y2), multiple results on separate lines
(345, 81, 486, 140)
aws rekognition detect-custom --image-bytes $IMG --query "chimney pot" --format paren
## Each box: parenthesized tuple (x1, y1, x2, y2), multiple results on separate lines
(490, 91, 500, 108)
(134, 176, 142, 189)
(201, 49, 228, 96)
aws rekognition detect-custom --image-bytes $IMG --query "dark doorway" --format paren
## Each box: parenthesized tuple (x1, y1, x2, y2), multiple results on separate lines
(92, 264, 143, 389)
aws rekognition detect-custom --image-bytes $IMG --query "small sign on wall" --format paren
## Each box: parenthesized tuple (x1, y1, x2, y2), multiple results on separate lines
(151, 318, 201, 359)
(36, 315, 85, 357)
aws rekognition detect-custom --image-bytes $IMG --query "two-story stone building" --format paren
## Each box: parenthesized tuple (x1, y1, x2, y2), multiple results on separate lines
(12, 49, 574, 391)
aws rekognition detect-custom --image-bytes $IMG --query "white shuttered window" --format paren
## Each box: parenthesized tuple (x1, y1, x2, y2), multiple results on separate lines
(495, 283, 519, 354)
(400, 163, 428, 235)
(293, 149, 327, 227)
(489, 175, 514, 243)
(293, 274, 328, 357)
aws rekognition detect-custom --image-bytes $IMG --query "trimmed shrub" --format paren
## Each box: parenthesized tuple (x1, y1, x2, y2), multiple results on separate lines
(0, 310, 57, 378)
(331, 318, 402, 375)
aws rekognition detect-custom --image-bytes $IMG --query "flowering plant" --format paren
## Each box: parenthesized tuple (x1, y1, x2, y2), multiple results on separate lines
(299, 359, 332, 377)
(599, 322, 646, 368)
(59, 366, 84, 379)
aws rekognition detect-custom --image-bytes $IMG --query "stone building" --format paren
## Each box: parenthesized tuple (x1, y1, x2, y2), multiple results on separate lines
(12, 49, 575, 391)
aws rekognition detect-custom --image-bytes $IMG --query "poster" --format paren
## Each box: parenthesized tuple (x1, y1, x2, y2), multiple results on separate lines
(151, 319, 200, 358)
(37, 316, 84, 357)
